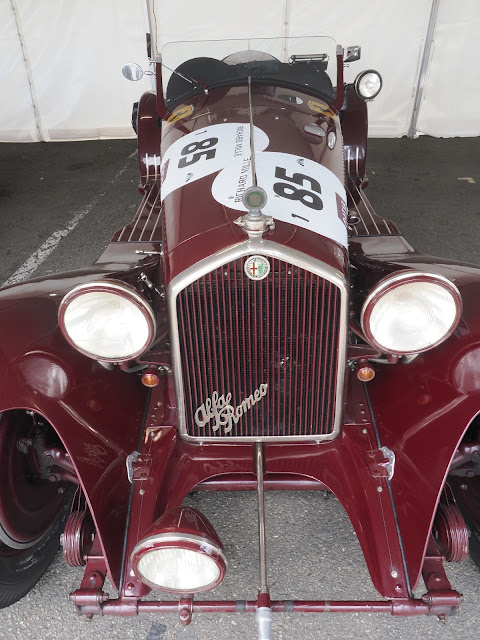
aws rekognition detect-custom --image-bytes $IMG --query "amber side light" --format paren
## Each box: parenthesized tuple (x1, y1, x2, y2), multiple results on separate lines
(141, 368, 160, 387)
(357, 365, 375, 382)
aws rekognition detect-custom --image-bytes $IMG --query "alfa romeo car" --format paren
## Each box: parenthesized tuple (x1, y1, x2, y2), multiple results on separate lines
(0, 3, 479, 639)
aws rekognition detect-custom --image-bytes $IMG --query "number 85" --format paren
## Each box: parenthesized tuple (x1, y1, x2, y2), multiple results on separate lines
(273, 167, 323, 211)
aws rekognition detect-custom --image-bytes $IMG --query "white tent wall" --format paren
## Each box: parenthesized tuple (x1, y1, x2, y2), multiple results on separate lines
(150, 0, 433, 138)
(1, 0, 479, 142)
(1, 2, 38, 142)
(1, 0, 151, 142)
(416, 0, 480, 137)
(286, 0, 433, 137)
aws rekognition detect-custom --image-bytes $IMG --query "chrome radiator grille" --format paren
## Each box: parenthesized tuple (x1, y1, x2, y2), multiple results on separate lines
(174, 256, 342, 441)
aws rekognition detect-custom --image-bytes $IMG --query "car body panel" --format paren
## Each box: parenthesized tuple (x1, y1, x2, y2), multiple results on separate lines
(1, 24, 479, 633)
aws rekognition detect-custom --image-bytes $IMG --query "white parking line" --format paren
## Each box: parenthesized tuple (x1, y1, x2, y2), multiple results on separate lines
(1, 152, 137, 288)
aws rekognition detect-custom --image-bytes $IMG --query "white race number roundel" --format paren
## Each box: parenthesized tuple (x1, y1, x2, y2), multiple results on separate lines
(212, 151, 348, 248)
(160, 123, 269, 202)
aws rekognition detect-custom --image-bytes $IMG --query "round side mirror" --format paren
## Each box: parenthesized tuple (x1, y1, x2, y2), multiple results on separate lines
(122, 63, 144, 81)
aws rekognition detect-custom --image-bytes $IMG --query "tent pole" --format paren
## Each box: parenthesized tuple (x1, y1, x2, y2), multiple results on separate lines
(408, 0, 440, 138)
(9, 0, 45, 141)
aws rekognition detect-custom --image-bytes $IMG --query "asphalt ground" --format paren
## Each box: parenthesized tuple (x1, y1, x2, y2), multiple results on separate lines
(0, 136, 479, 640)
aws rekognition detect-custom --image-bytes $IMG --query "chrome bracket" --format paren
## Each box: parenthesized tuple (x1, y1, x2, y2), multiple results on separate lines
(234, 211, 275, 239)
(139, 272, 163, 297)
(126, 451, 152, 483)
(367, 446, 395, 481)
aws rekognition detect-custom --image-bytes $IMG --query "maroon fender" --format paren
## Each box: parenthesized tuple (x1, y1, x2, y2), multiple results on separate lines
(137, 91, 162, 185)
(347, 235, 480, 589)
(0, 250, 161, 588)
(342, 83, 368, 186)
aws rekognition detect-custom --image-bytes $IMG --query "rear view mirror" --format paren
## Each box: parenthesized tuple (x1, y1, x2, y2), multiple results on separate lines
(344, 46, 361, 63)
(122, 63, 144, 81)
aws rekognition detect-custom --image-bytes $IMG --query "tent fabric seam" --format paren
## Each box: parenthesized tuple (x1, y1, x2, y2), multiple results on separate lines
(9, 0, 44, 141)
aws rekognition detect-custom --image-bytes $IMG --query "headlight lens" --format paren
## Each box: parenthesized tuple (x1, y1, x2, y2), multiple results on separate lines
(132, 534, 226, 593)
(59, 280, 155, 362)
(361, 272, 461, 355)
(355, 70, 382, 100)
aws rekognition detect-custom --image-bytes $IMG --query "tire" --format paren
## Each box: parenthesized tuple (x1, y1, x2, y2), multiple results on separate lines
(449, 414, 480, 569)
(0, 411, 73, 608)
(132, 102, 139, 134)
(450, 476, 480, 569)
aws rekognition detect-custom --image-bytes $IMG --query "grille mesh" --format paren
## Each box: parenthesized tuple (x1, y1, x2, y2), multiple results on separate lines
(176, 258, 341, 439)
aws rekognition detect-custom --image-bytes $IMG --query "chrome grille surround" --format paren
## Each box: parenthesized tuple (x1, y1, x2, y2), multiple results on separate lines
(168, 238, 348, 442)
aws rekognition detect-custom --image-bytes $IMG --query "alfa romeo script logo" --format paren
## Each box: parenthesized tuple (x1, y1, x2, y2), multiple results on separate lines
(195, 384, 268, 434)
(244, 255, 270, 281)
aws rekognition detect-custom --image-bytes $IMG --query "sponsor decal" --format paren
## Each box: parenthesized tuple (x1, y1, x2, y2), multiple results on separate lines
(336, 192, 348, 226)
(308, 100, 337, 118)
(160, 158, 169, 185)
(77, 443, 109, 469)
(195, 384, 269, 435)
(277, 94, 304, 105)
(167, 104, 194, 123)
(244, 255, 270, 281)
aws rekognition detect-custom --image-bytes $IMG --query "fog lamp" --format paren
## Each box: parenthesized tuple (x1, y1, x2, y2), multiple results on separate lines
(355, 70, 382, 100)
(131, 507, 226, 593)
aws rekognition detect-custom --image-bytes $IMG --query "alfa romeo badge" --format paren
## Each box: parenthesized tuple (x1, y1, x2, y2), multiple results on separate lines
(244, 255, 270, 281)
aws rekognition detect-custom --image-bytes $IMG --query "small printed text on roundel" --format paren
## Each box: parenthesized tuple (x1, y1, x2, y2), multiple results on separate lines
(244, 255, 271, 281)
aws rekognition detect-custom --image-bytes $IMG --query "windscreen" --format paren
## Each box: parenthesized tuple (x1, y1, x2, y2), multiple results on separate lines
(161, 37, 338, 109)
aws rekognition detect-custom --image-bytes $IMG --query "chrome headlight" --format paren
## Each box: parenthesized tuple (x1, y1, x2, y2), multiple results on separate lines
(131, 506, 227, 593)
(361, 271, 462, 355)
(59, 280, 155, 362)
(132, 533, 226, 593)
(355, 70, 382, 100)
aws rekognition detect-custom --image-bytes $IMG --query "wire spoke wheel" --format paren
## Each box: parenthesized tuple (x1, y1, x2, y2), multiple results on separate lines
(0, 410, 73, 608)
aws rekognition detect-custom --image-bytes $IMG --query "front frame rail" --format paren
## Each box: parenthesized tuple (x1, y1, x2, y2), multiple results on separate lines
(71, 594, 462, 618)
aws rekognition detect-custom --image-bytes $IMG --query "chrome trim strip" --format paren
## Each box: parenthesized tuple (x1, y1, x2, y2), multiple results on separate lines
(168, 238, 348, 443)
(132, 532, 226, 563)
(149, 193, 163, 241)
(140, 188, 159, 241)
(128, 190, 149, 241)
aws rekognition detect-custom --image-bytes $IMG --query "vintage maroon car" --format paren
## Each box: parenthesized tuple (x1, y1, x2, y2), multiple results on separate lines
(0, 17, 479, 640)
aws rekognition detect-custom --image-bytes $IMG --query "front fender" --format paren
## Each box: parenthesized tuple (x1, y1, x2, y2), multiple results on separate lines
(351, 241, 480, 589)
(0, 267, 152, 589)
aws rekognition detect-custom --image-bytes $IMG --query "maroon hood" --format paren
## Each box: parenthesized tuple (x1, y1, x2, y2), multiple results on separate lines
(160, 85, 348, 285)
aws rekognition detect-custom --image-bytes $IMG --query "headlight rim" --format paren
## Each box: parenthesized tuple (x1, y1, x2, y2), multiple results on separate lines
(360, 270, 462, 355)
(354, 69, 383, 100)
(58, 279, 156, 363)
(131, 532, 227, 593)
